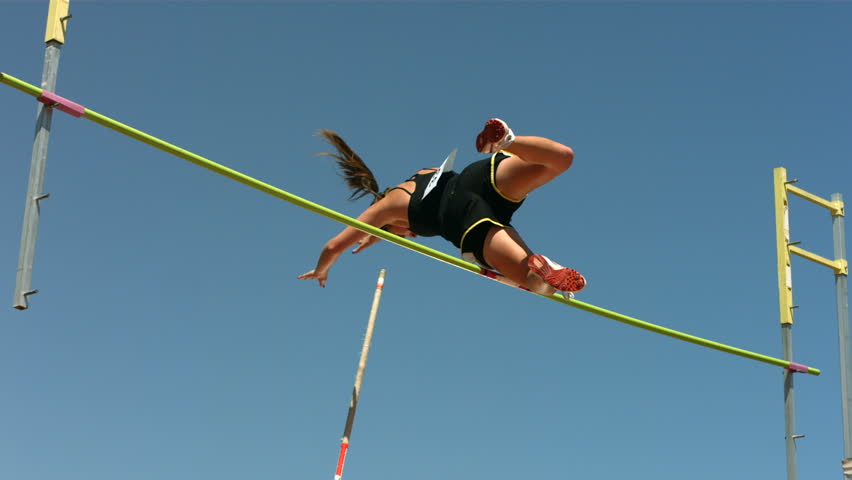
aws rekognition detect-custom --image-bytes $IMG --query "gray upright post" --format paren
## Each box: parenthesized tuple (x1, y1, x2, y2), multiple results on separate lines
(782, 324, 798, 480)
(13, 42, 62, 310)
(833, 193, 852, 479)
(14, 0, 70, 310)
(13, 41, 62, 310)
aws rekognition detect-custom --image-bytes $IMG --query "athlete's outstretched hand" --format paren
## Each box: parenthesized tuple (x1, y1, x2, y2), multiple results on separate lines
(351, 234, 381, 254)
(298, 269, 328, 288)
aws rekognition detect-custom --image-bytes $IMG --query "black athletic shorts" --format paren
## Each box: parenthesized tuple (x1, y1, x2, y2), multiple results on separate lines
(408, 152, 525, 269)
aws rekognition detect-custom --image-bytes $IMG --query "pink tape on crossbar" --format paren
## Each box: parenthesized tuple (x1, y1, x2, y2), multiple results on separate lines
(37, 90, 85, 118)
(787, 362, 809, 373)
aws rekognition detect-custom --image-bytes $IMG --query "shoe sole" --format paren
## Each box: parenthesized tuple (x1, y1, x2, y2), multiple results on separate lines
(528, 254, 586, 292)
(476, 118, 508, 153)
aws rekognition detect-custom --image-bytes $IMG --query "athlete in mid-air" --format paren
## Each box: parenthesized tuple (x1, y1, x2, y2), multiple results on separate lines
(298, 119, 586, 295)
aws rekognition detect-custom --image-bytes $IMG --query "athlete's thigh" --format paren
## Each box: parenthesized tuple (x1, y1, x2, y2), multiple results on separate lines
(493, 155, 557, 200)
(481, 226, 533, 285)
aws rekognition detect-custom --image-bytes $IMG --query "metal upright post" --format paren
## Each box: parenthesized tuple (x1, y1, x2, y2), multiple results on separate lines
(833, 193, 852, 479)
(773, 167, 799, 480)
(13, 0, 70, 310)
(782, 324, 798, 480)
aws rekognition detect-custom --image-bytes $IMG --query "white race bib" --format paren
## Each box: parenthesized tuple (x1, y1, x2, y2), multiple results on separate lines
(422, 149, 457, 200)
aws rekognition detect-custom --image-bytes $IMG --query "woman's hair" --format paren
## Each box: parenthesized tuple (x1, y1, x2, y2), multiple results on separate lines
(316, 129, 385, 204)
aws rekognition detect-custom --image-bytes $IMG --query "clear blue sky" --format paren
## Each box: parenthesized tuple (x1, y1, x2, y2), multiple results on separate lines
(1, 2, 850, 479)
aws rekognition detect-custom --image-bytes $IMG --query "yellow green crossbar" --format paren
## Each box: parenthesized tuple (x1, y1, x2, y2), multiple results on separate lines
(0, 71, 820, 376)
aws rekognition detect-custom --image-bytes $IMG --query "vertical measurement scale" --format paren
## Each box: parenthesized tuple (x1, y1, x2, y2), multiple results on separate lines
(334, 269, 386, 480)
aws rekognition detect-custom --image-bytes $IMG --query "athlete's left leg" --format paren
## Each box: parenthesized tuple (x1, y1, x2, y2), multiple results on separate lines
(475, 119, 575, 201)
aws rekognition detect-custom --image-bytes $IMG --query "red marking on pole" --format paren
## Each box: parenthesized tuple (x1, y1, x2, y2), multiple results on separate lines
(335, 442, 349, 478)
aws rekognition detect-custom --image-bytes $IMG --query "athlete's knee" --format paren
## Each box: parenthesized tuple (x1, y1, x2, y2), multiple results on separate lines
(553, 145, 574, 172)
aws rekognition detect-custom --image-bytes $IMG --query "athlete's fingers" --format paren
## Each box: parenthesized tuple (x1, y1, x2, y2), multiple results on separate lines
(352, 235, 370, 253)
(352, 235, 381, 254)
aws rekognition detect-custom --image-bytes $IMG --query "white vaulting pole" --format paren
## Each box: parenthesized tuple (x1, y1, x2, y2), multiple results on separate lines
(334, 269, 386, 480)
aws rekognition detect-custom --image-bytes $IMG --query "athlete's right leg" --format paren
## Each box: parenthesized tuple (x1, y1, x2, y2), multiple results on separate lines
(481, 226, 586, 294)
(479, 226, 555, 295)
(527, 253, 586, 292)
(476, 119, 574, 201)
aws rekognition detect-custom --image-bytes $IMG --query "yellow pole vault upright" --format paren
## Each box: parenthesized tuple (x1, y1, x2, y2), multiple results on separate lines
(0, 72, 820, 376)
(773, 168, 848, 480)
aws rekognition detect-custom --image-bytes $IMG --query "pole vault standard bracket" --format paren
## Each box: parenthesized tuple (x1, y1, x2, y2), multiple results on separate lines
(786, 181, 845, 217)
(789, 245, 848, 276)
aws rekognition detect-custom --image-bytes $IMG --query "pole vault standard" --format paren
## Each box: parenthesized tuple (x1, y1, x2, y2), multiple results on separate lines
(0, 72, 820, 376)
(773, 168, 848, 480)
(334, 269, 386, 480)
(13, 0, 72, 310)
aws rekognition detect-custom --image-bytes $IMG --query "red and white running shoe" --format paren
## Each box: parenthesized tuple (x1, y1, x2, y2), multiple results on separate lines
(475, 118, 516, 153)
(527, 254, 586, 293)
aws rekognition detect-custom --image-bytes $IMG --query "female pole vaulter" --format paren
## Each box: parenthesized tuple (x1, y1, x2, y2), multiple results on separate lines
(299, 119, 586, 296)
